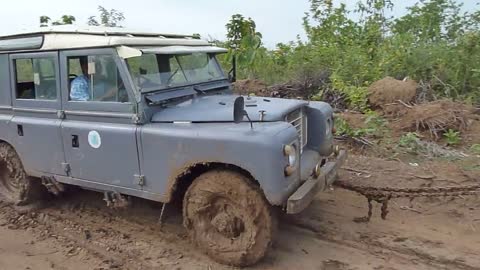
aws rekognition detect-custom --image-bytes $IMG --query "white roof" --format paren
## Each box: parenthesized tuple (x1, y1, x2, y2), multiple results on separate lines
(0, 26, 212, 52)
(115, 45, 228, 59)
(1, 25, 195, 39)
(141, 46, 227, 54)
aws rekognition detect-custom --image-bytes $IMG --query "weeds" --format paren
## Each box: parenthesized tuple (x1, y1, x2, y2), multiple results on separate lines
(364, 111, 388, 138)
(398, 132, 421, 153)
(335, 112, 388, 140)
(398, 132, 467, 159)
(443, 129, 461, 146)
(471, 144, 480, 155)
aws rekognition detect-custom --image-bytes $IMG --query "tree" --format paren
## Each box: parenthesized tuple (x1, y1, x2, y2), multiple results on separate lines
(53, 15, 76, 25)
(40, 15, 76, 27)
(225, 14, 264, 78)
(40, 16, 51, 27)
(87, 6, 125, 27)
(226, 14, 262, 50)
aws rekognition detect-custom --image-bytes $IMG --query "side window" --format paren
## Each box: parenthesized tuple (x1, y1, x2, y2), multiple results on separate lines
(14, 57, 57, 100)
(68, 55, 129, 103)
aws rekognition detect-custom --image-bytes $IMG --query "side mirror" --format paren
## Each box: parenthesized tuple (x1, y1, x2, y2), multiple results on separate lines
(233, 96, 245, 123)
(228, 73, 236, 83)
(228, 55, 237, 83)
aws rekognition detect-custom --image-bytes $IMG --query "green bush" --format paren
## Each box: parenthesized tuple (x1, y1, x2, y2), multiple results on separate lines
(223, 0, 480, 106)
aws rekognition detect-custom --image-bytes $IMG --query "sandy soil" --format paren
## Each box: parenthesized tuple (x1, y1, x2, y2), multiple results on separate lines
(0, 155, 479, 270)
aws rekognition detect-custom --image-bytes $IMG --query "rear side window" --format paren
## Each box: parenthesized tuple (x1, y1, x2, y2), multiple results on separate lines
(14, 58, 57, 100)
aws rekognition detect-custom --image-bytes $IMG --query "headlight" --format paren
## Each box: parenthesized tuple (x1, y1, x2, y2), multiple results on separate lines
(284, 144, 298, 176)
(284, 144, 297, 166)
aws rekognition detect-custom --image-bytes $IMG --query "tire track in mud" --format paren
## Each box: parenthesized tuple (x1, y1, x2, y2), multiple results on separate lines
(0, 193, 220, 270)
(1, 188, 479, 270)
(286, 216, 479, 270)
(30, 204, 215, 269)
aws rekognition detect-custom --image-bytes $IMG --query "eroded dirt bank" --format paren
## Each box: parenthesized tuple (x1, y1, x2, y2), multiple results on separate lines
(0, 155, 479, 270)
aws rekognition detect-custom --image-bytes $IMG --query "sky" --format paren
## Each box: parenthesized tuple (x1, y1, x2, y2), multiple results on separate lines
(0, 0, 478, 48)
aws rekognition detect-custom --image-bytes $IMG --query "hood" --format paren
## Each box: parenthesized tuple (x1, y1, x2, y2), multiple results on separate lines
(151, 95, 308, 123)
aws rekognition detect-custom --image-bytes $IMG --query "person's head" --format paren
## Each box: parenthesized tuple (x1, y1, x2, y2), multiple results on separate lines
(79, 57, 88, 75)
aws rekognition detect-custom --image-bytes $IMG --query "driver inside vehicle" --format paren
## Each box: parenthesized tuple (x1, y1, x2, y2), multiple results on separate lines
(69, 56, 127, 102)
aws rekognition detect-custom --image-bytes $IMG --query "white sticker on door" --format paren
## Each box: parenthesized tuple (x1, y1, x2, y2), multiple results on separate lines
(88, 131, 102, 149)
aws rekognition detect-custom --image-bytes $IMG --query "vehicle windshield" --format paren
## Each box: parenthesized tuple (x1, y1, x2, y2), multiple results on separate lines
(126, 53, 225, 91)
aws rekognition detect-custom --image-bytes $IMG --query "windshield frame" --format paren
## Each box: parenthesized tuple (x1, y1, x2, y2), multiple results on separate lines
(125, 52, 227, 94)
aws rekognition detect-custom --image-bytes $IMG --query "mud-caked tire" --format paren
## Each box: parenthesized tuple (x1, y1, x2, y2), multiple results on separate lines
(183, 170, 275, 267)
(0, 143, 45, 205)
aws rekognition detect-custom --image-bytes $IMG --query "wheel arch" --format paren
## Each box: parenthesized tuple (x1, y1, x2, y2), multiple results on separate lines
(0, 139, 20, 159)
(168, 162, 259, 204)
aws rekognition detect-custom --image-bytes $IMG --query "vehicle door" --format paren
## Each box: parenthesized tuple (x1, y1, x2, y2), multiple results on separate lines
(9, 52, 66, 176)
(59, 49, 141, 189)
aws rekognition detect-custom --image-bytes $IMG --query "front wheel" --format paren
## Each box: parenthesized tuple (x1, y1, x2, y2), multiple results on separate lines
(183, 170, 275, 267)
(0, 143, 45, 205)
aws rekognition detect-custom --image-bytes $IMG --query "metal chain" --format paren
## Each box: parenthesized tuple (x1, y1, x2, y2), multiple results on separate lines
(335, 180, 480, 222)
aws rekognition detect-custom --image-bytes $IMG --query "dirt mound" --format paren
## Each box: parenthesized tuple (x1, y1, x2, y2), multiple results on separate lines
(463, 116, 480, 145)
(232, 79, 312, 99)
(337, 112, 367, 129)
(233, 78, 328, 100)
(268, 82, 312, 99)
(394, 100, 475, 139)
(233, 79, 268, 96)
(368, 77, 417, 109)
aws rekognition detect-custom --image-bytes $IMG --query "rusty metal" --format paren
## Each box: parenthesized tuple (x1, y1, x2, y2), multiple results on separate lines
(41, 176, 66, 196)
(335, 180, 480, 222)
(103, 192, 131, 208)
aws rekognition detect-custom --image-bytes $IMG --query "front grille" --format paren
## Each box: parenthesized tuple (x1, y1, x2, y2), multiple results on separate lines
(286, 108, 308, 149)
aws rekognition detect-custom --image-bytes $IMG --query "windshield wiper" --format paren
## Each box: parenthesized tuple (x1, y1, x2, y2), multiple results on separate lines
(166, 68, 180, 86)
(193, 85, 206, 95)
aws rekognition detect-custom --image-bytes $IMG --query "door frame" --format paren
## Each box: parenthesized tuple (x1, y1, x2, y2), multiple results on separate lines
(58, 47, 143, 190)
(8, 51, 66, 176)
(9, 51, 62, 111)
(59, 48, 137, 118)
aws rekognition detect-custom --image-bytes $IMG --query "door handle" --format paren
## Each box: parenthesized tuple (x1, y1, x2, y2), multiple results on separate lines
(72, 135, 79, 148)
(17, 125, 23, 136)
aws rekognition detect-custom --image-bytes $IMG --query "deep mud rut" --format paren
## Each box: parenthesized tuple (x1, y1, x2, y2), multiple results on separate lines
(0, 155, 479, 270)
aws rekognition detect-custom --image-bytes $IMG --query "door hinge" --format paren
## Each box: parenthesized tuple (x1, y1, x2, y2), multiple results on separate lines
(135, 175, 145, 187)
(57, 110, 66, 119)
(132, 114, 141, 124)
(62, 163, 71, 174)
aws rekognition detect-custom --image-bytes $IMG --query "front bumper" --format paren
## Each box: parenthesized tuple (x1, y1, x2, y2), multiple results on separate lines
(286, 149, 347, 214)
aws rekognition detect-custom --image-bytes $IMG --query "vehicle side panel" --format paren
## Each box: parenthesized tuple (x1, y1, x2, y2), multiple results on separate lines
(140, 122, 300, 205)
(61, 118, 141, 187)
(8, 52, 65, 176)
(58, 49, 141, 189)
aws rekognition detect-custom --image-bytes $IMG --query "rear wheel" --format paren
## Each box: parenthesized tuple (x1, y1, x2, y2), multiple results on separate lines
(183, 170, 275, 267)
(0, 143, 45, 205)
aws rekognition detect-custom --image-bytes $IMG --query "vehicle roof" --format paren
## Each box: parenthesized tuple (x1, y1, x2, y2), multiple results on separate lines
(0, 25, 211, 53)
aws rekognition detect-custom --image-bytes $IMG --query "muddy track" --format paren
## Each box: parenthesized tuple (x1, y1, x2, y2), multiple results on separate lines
(1, 186, 479, 270)
(0, 156, 479, 270)
(288, 215, 478, 270)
